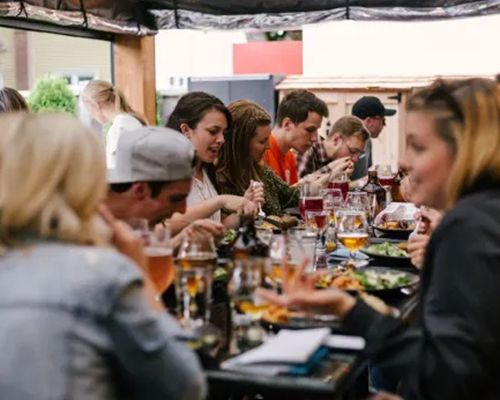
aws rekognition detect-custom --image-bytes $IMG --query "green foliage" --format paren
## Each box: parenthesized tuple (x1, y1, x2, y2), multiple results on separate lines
(156, 91, 165, 126)
(28, 77, 77, 115)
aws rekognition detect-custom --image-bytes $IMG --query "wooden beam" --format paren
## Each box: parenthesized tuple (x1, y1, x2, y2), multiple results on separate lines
(114, 35, 156, 125)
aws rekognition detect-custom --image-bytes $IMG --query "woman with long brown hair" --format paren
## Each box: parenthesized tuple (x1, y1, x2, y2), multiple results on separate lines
(218, 99, 299, 216)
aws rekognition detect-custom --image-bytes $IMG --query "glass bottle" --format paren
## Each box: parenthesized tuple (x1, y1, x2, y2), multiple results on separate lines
(391, 168, 406, 202)
(360, 170, 387, 223)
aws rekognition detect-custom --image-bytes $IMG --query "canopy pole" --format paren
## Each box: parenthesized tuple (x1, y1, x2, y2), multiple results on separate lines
(114, 35, 156, 125)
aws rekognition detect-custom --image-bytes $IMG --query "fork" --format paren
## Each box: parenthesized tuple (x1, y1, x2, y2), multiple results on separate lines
(251, 180, 266, 219)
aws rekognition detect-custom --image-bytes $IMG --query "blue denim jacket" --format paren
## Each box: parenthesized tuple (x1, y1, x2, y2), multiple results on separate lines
(0, 241, 206, 400)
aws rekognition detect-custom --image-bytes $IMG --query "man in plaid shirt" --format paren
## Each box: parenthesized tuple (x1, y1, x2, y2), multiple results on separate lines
(297, 115, 369, 178)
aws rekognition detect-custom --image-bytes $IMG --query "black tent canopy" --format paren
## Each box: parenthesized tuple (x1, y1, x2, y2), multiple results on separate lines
(0, 0, 499, 36)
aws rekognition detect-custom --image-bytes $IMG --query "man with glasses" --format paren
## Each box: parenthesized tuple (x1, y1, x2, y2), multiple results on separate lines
(297, 115, 369, 178)
(351, 96, 396, 180)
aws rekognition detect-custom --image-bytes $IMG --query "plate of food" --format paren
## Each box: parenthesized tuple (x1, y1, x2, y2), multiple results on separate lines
(260, 305, 339, 332)
(361, 241, 410, 259)
(373, 220, 416, 238)
(256, 215, 299, 231)
(316, 266, 419, 294)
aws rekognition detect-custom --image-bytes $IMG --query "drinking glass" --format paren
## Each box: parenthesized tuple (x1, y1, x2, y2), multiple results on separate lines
(336, 210, 369, 267)
(328, 172, 349, 201)
(299, 183, 323, 220)
(346, 192, 371, 214)
(229, 256, 268, 320)
(176, 235, 217, 328)
(144, 224, 174, 295)
(321, 188, 344, 225)
(305, 210, 329, 251)
(127, 219, 174, 297)
(268, 231, 317, 285)
(377, 165, 394, 189)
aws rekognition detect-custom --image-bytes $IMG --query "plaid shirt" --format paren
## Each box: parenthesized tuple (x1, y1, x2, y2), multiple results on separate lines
(296, 138, 332, 178)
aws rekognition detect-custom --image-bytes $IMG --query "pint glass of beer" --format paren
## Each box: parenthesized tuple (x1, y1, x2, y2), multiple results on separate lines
(144, 224, 174, 295)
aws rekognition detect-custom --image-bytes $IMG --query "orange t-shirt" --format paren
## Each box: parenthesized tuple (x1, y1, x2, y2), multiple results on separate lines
(263, 134, 298, 185)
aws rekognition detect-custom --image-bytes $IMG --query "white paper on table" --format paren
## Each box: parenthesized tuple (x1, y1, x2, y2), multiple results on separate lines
(323, 335, 366, 351)
(222, 328, 331, 368)
(374, 202, 418, 225)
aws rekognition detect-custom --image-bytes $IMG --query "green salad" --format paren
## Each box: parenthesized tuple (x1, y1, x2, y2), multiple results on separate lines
(354, 270, 412, 290)
(213, 267, 228, 281)
(364, 242, 409, 258)
(222, 229, 237, 244)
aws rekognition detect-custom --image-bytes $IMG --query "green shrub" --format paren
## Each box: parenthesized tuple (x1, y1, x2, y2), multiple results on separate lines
(28, 77, 77, 115)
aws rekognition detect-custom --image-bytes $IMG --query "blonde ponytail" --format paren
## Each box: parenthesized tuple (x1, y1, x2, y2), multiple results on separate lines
(83, 80, 148, 126)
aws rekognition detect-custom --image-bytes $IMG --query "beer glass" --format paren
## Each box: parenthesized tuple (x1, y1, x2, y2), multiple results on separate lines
(336, 210, 369, 267)
(144, 224, 174, 295)
(176, 235, 217, 328)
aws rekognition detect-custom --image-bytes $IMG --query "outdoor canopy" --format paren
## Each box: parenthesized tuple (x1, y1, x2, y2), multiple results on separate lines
(0, 0, 499, 35)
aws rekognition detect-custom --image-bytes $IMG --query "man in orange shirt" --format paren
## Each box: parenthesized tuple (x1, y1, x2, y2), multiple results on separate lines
(263, 90, 329, 185)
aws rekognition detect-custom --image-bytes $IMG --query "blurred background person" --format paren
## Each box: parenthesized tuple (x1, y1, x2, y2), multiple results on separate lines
(82, 80, 146, 168)
(351, 96, 396, 180)
(0, 87, 29, 113)
(166, 91, 261, 228)
(0, 113, 205, 400)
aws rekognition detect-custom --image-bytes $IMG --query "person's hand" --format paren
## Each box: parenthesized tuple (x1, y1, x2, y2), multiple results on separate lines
(98, 204, 146, 269)
(98, 205, 162, 311)
(407, 233, 429, 269)
(300, 172, 330, 193)
(327, 156, 354, 176)
(256, 258, 356, 318)
(244, 180, 265, 206)
(172, 219, 224, 250)
(418, 207, 442, 235)
(219, 195, 256, 214)
(237, 198, 259, 216)
(190, 219, 225, 238)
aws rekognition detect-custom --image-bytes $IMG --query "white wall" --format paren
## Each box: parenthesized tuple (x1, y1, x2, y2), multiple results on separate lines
(155, 29, 246, 90)
(303, 14, 500, 77)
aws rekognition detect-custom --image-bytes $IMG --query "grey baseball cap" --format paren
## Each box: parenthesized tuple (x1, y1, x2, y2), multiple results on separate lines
(107, 126, 195, 184)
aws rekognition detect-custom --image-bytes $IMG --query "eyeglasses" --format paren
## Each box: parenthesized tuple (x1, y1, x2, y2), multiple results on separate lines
(344, 141, 365, 157)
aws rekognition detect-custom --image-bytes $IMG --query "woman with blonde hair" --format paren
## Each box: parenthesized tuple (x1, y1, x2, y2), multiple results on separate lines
(258, 78, 500, 399)
(82, 80, 146, 168)
(0, 113, 205, 400)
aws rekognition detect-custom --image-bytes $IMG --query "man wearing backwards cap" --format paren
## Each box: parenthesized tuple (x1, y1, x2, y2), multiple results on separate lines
(105, 126, 224, 246)
(351, 96, 396, 180)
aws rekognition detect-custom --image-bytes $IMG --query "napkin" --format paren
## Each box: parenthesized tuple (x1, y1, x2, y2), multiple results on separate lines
(222, 328, 331, 374)
(374, 202, 418, 225)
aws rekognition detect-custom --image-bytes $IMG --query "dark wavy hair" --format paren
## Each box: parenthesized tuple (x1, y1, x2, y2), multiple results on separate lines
(166, 91, 232, 134)
(218, 99, 271, 195)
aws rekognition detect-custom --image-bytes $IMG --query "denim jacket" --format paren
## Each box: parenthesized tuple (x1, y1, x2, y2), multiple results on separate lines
(0, 241, 206, 400)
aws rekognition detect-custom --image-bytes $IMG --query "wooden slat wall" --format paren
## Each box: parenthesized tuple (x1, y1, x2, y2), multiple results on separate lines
(114, 35, 156, 125)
